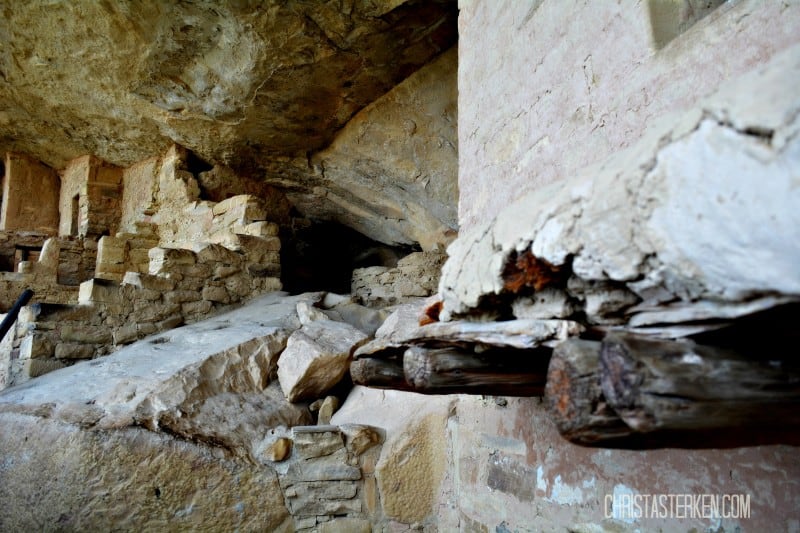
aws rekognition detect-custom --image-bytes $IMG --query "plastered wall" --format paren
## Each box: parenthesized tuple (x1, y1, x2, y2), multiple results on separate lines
(457, 0, 800, 231)
(449, 0, 800, 530)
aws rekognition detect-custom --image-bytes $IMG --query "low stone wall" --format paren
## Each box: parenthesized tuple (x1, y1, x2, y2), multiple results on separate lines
(272, 424, 383, 530)
(12, 242, 282, 384)
(352, 251, 445, 307)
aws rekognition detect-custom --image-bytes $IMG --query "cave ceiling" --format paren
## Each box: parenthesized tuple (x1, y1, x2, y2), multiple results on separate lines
(0, 0, 458, 246)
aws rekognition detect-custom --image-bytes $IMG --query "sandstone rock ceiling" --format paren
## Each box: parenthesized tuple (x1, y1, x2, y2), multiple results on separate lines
(0, 0, 457, 192)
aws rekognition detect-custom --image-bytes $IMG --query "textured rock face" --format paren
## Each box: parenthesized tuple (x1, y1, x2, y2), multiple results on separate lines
(284, 47, 459, 249)
(0, 1, 456, 169)
(0, 292, 321, 530)
(0, 1, 457, 248)
(0, 414, 291, 532)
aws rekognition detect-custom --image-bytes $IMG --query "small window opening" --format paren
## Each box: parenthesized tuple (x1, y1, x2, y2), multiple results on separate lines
(14, 246, 41, 271)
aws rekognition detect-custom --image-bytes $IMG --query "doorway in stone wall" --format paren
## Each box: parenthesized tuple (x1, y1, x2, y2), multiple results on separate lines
(70, 194, 80, 236)
(280, 218, 417, 295)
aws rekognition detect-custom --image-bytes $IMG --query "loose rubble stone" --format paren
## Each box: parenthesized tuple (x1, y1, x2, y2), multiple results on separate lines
(297, 301, 328, 325)
(340, 424, 384, 456)
(54, 343, 95, 359)
(317, 396, 340, 425)
(263, 437, 293, 462)
(277, 320, 368, 402)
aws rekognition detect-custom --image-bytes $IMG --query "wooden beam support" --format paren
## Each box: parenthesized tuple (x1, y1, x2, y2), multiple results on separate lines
(545, 338, 633, 445)
(600, 332, 800, 433)
(350, 357, 414, 391)
(403, 345, 550, 396)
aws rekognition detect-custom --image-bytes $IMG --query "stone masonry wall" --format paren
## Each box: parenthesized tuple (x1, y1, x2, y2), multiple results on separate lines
(12, 244, 281, 386)
(1, 147, 285, 390)
(0, 152, 59, 234)
(58, 155, 123, 238)
(352, 251, 446, 308)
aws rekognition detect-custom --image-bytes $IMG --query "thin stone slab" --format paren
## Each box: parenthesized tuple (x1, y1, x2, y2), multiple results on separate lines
(394, 319, 584, 349)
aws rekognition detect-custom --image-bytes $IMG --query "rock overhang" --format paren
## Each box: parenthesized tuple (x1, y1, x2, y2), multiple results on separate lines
(0, 0, 458, 248)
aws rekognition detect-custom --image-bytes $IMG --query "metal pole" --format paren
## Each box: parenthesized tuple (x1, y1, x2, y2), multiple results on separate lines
(0, 289, 34, 342)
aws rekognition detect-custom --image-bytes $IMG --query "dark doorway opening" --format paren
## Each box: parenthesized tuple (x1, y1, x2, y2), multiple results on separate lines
(280, 220, 418, 294)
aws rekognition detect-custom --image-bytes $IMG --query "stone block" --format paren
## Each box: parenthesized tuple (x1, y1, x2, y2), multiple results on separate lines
(122, 271, 176, 292)
(202, 285, 230, 303)
(156, 314, 184, 331)
(224, 273, 252, 299)
(252, 276, 282, 294)
(181, 300, 213, 316)
(177, 275, 205, 292)
(180, 264, 212, 279)
(131, 302, 181, 323)
(163, 290, 201, 304)
(148, 247, 196, 275)
(277, 320, 368, 402)
(132, 287, 162, 302)
(285, 449, 361, 482)
(137, 323, 157, 337)
(193, 243, 243, 265)
(291, 426, 344, 459)
(96, 235, 128, 265)
(60, 324, 113, 344)
(127, 248, 151, 267)
(247, 263, 281, 278)
(282, 478, 360, 516)
(238, 236, 281, 263)
(113, 324, 139, 345)
(55, 343, 95, 359)
(24, 358, 66, 378)
(19, 332, 54, 359)
(234, 221, 280, 237)
(212, 265, 241, 280)
(78, 279, 122, 305)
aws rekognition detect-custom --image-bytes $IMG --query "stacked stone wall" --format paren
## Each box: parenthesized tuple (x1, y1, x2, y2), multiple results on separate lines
(12, 243, 281, 384)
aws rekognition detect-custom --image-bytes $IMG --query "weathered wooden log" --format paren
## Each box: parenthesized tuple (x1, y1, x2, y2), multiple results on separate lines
(544, 339, 633, 445)
(600, 332, 800, 433)
(350, 357, 414, 391)
(403, 345, 550, 396)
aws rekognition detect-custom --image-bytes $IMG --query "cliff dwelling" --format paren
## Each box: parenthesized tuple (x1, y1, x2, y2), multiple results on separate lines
(0, 1, 798, 532)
